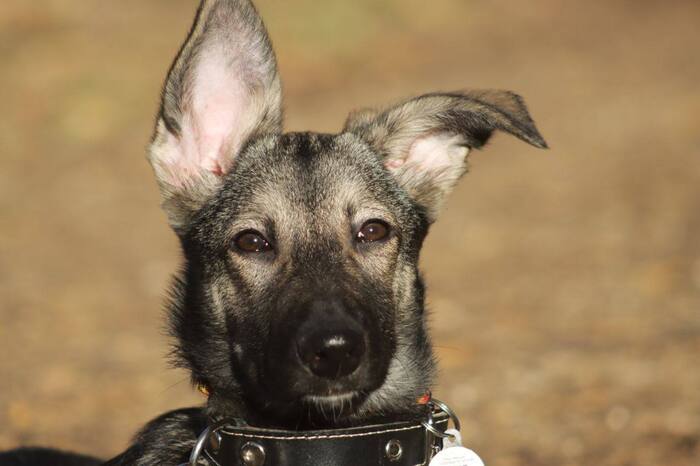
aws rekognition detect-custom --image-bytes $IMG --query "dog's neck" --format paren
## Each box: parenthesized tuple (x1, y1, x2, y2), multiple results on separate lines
(202, 388, 430, 430)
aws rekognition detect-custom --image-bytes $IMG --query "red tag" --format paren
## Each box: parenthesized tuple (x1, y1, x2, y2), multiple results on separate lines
(417, 390, 432, 405)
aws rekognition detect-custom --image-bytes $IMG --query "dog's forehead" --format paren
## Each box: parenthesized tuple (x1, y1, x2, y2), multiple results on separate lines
(230, 132, 395, 217)
(196, 131, 424, 250)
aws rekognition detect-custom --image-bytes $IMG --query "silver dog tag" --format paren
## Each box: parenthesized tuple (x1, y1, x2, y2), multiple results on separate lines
(429, 429, 484, 466)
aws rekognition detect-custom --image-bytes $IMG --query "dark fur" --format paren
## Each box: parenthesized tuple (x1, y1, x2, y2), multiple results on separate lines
(1, 1, 545, 464)
(0, 448, 101, 466)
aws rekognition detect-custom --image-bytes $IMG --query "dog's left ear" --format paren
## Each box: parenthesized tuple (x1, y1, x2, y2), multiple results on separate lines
(344, 90, 547, 221)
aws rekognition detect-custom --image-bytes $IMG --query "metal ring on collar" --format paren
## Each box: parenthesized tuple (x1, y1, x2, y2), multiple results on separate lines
(420, 398, 460, 440)
(188, 419, 244, 466)
(430, 398, 461, 432)
(421, 419, 455, 439)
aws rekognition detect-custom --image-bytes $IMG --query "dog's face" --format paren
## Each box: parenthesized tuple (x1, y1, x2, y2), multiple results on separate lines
(178, 132, 431, 425)
(149, 0, 545, 428)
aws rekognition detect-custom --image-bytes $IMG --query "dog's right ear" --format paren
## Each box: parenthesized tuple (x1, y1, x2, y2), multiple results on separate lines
(148, 0, 282, 234)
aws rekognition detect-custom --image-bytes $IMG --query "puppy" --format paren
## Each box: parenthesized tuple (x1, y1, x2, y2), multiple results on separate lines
(1, 1, 545, 464)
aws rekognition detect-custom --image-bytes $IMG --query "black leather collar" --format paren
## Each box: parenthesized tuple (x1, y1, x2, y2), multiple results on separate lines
(196, 413, 449, 466)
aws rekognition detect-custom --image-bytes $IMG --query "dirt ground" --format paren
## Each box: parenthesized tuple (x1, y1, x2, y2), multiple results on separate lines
(1, 1, 699, 465)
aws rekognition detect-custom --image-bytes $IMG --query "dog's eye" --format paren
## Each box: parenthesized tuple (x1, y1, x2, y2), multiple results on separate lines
(233, 230, 273, 253)
(356, 220, 390, 243)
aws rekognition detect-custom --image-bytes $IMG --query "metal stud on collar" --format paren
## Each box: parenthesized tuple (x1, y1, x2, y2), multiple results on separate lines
(385, 439, 403, 462)
(240, 441, 266, 466)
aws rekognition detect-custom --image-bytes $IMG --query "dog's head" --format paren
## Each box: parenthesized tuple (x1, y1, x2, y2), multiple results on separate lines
(148, 0, 546, 428)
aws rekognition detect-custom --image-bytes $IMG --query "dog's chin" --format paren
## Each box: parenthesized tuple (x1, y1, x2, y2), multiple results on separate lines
(296, 391, 364, 427)
(234, 387, 369, 429)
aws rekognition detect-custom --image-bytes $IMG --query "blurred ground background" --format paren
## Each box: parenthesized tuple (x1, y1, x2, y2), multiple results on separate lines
(1, 1, 699, 465)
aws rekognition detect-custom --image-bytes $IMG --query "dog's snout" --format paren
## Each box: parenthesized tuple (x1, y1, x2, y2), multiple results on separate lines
(297, 328, 365, 379)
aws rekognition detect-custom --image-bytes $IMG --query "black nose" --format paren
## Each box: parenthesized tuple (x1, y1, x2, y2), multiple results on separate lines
(297, 329, 365, 379)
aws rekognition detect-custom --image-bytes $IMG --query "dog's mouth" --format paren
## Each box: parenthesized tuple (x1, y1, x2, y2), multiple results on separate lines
(302, 391, 359, 406)
(300, 391, 363, 423)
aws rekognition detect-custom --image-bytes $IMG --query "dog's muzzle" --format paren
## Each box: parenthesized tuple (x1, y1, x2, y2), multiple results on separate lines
(181, 399, 460, 466)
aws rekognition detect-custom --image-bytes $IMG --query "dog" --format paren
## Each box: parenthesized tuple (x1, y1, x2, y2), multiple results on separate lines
(0, 0, 545, 464)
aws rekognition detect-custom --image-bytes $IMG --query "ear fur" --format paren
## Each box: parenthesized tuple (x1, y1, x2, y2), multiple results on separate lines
(148, 0, 282, 233)
(344, 90, 547, 220)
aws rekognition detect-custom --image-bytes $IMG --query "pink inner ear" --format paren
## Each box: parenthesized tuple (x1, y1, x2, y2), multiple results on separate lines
(407, 134, 470, 171)
(386, 159, 405, 169)
(189, 50, 251, 173)
(386, 134, 470, 173)
(160, 50, 252, 187)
